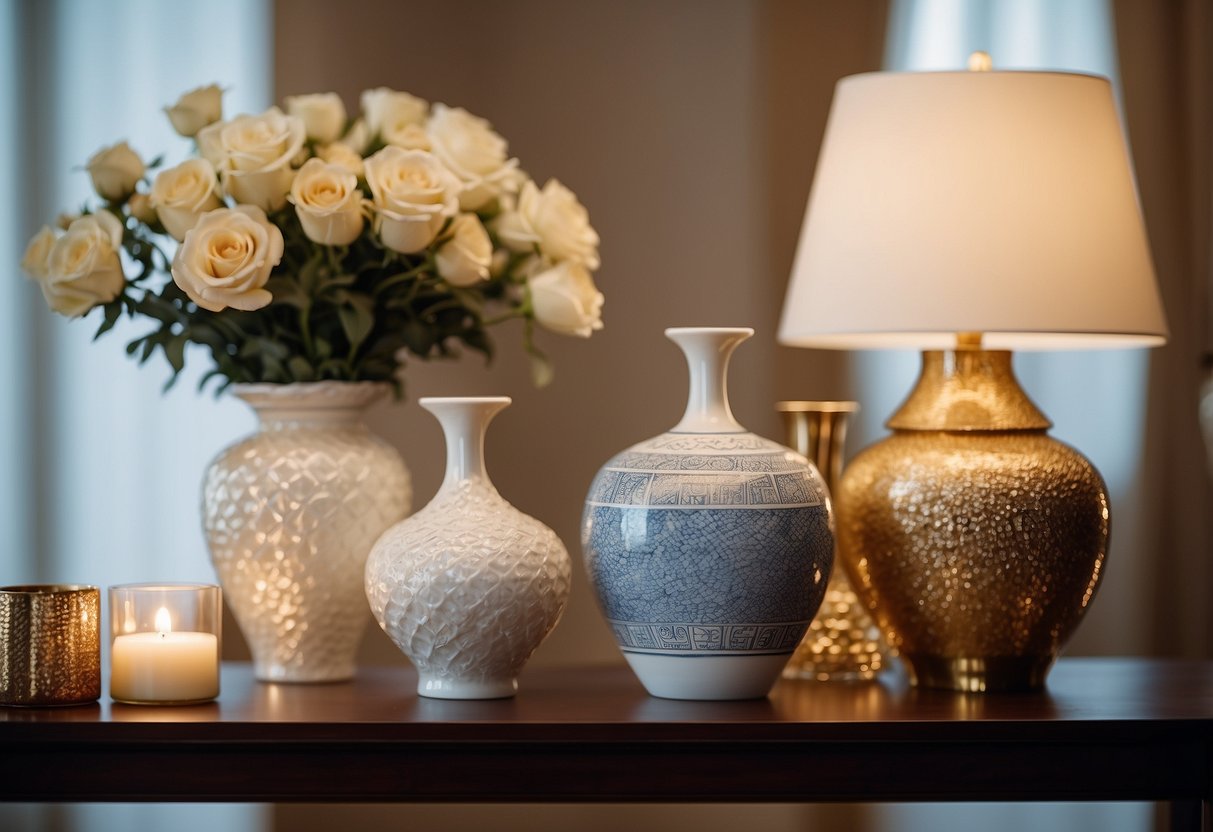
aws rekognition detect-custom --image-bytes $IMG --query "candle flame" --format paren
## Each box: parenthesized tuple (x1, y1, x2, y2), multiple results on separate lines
(155, 606, 172, 635)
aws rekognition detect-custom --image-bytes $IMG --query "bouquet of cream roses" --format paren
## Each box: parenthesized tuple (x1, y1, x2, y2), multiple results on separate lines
(20, 84, 604, 392)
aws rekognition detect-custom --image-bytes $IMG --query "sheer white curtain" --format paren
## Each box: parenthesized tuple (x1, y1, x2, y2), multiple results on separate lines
(869, 1, 1152, 830)
(4, 1, 270, 830)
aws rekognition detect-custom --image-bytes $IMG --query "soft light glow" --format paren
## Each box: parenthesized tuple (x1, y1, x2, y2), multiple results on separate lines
(967, 50, 992, 71)
(778, 69, 1167, 351)
(154, 606, 172, 635)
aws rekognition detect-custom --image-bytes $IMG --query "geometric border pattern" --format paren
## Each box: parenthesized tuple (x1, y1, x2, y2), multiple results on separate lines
(587, 469, 823, 509)
(608, 619, 809, 655)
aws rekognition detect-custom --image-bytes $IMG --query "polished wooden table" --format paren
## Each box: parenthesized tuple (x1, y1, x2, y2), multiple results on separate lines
(1, 658, 1210, 829)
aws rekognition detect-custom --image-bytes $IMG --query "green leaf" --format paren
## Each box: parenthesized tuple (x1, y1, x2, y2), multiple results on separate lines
(400, 319, 436, 356)
(264, 276, 309, 310)
(337, 293, 375, 354)
(164, 335, 187, 374)
(461, 328, 494, 360)
(297, 252, 325, 296)
(93, 301, 123, 341)
(287, 356, 316, 382)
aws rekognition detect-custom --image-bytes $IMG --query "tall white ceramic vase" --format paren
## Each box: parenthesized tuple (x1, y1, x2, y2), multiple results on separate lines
(203, 382, 412, 683)
(365, 397, 572, 699)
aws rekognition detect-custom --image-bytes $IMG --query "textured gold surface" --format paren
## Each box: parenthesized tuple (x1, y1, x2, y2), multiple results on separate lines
(0, 585, 100, 706)
(777, 402, 884, 682)
(838, 349, 1110, 692)
(887, 349, 1051, 431)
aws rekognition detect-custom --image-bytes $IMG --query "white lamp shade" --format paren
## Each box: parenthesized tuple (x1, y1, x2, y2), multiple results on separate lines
(778, 70, 1168, 350)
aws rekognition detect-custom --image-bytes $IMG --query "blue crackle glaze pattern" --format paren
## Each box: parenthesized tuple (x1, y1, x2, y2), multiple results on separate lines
(582, 431, 834, 657)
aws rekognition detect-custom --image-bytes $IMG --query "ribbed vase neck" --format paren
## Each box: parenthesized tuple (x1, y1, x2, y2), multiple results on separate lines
(887, 350, 1051, 432)
(234, 382, 389, 429)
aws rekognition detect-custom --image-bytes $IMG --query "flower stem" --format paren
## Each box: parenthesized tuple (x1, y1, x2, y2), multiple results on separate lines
(298, 302, 315, 361)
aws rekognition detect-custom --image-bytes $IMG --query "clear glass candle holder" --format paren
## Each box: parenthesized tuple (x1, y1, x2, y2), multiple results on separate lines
(108, 583, 221, 705)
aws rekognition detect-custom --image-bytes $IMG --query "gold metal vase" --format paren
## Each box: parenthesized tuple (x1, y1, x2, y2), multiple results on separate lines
(778, 401, 884, 682)
(836, 344, 1109, 692)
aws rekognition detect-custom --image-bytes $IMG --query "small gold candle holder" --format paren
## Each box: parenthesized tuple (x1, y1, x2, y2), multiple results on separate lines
(776, 402, 886, 682)
(0, 584, 101, 707)
(109, 584, 221, 705)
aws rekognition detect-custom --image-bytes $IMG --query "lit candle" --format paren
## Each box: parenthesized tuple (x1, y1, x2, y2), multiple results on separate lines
(110, 606, 219, 704)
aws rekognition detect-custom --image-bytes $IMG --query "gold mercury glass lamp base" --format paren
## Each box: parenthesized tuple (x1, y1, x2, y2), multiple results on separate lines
(777, 401, 885, 682)
(837, 334, 1110, 693)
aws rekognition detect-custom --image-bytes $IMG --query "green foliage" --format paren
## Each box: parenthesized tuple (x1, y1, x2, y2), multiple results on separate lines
(105, 207, 507, 397)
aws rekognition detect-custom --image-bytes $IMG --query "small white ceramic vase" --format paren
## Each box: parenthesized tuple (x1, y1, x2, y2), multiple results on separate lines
(203, 382, 412, 683)
(365, 397, 572, 699)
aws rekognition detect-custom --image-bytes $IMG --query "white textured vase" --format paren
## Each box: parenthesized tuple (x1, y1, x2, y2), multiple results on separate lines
(203, 382, 412, 683)
(365, 397, 572, 699)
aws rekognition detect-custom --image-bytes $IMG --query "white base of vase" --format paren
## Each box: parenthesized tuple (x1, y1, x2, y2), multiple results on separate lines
(255, 662, 354, 684)
(417, 674, 518, 700)
(624, 652, 791, 700)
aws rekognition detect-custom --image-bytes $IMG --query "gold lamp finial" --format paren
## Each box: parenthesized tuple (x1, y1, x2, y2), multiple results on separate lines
(968, 51, 993, 72)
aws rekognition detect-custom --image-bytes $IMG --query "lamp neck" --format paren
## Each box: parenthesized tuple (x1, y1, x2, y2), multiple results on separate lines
(887, 349, 1051, 432)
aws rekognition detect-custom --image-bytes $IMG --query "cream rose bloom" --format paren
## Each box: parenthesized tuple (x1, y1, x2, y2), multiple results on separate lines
(496, 178, 600, 268)
(164, 84, 223, 138)
(128, 192, 158, 225)
(363, 146, 460, 254)
(528, 260, 604, 337)
(40, 213, 126, 317)
(171, 205, 284, 312)
(426, 104, 519, 210)
(316, 142, 364, 177)
(86, 141, 145, 202)
(21, 226, 57, 279)
(150, 159, 223, 241)
(435, 214, 492, 287)
(197, 107, 305, 211)
(284, 92, 347, 144)
(289, 158, 364, 246)
(360, 88, 427, 139)
(382, 122, 431, 152)
(339, 119, 370, 154)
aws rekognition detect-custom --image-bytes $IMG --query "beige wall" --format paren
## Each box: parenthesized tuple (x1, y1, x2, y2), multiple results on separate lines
(273, 0, 885, 829)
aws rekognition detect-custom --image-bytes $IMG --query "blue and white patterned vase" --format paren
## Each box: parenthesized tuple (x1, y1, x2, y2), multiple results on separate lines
(582, 327, 834, 700)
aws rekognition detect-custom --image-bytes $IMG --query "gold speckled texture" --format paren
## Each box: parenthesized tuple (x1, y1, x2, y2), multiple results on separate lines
(0, 585, 100, 706)
(838, 349, 1110, 692)
(204, 383, 411, 683)
(776, 402, 884, 682)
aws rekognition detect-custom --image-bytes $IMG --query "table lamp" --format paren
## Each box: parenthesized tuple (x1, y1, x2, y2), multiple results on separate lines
(778, 55, 1167, 692)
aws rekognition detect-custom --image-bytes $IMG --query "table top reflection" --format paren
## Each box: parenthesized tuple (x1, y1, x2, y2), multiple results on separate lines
(1, 657, 1210, 805)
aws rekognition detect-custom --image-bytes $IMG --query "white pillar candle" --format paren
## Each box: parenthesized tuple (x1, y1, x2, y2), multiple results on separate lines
(110, 607, 219, 703)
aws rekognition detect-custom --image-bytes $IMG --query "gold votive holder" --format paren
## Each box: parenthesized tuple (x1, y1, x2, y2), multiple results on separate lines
(0, 584, 101, 707)
(776, 401, 886, 682)
(109, 583, 221, 705)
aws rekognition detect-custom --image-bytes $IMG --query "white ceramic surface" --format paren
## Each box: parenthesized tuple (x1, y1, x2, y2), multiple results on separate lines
(203, 382, 412, 683)
(365, 397, 572, 699)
